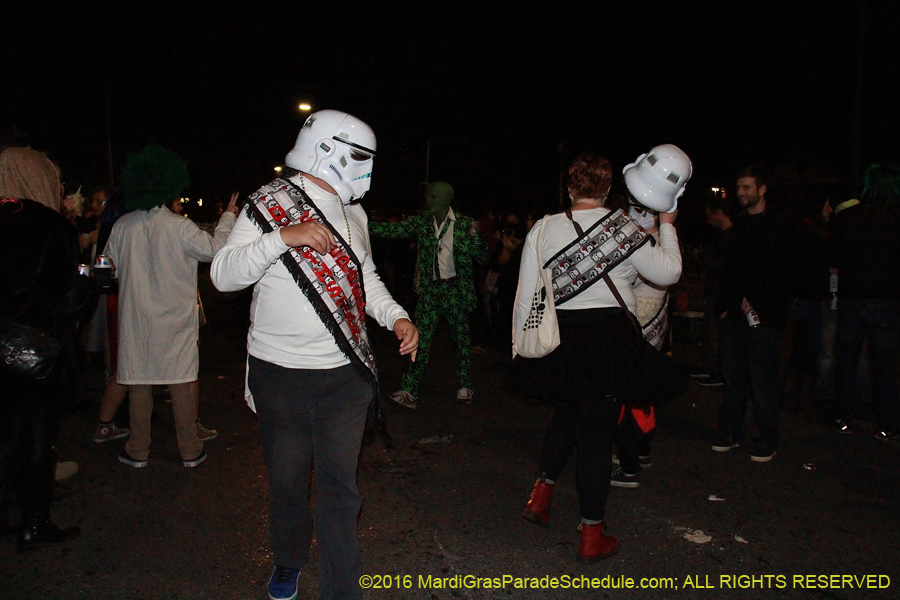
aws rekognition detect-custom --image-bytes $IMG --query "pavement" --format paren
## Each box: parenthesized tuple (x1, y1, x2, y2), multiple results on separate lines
(2, 271, 899, 600)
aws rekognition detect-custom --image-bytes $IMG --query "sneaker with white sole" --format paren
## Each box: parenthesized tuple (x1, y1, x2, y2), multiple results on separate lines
(93, 422, 130, 443)
(456, 387, 474, 405)
(182, 451, 207, 468)
(610, 467, 641, 488)
(268, 565, 301, 600)
(750, 445, 776, 463)
(697, 377, 725, 387)
(118, 450, 148, 468)
(196, 421, 218, 442)
(711, 434, 740, 453)
(389, 390, 418, 409)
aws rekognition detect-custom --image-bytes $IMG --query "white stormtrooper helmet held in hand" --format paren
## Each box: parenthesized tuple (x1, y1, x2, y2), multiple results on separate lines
(623, 144, 692, 214)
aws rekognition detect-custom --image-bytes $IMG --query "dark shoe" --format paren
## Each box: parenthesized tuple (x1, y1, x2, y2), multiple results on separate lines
(874, 429, 899, 441)
(610, 467, 641, 488)
(711, 434, 740, 453)
(750, 445, 776, 463)
(521, 480, 554, 527)
(182, 451, 207, 468)
(830, 419, 853, 434)
(118, 450, 148, 468)
(576, 522, 619, 563)
(17, 519, 80, 552)
(697, 377, 725, 387)
(268, 564, 301, 600)
(93, 421, 130, 443)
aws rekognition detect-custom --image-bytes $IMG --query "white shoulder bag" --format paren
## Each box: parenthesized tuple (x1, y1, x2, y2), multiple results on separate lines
(513, 216, 560, 358)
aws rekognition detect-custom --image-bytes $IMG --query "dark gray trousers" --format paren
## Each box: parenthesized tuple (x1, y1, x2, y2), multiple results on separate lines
(248, 356, 372, 600)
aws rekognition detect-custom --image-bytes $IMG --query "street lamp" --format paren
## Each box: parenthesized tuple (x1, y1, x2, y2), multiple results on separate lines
(298, 104, 311, 112)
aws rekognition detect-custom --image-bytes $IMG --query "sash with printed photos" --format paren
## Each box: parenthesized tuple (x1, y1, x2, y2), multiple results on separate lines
(546, 208, 651, 306)
(245, 178, 378, 392)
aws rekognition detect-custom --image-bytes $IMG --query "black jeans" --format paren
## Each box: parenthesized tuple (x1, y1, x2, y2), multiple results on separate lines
(536, 395, 621, 521)
(718, 319, 781, 448)
(248, 356, 373, 600)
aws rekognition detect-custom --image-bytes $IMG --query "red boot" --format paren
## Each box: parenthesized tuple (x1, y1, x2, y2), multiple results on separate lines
(521, 480, 553, 527)
(577, 522, 619, 563)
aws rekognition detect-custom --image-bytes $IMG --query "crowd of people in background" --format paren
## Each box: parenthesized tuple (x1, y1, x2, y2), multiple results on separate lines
(2, 117, 900, 600)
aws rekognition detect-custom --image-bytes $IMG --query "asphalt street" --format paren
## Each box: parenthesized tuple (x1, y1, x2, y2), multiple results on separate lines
(2, 271, 898, 600)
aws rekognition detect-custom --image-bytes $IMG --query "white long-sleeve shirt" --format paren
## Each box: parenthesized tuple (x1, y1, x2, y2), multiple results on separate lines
(513, 208, 682, 336)
(211, 177, 409, 374)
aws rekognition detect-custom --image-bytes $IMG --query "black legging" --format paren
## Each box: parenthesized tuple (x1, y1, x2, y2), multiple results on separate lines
(536, 395, 621, 521)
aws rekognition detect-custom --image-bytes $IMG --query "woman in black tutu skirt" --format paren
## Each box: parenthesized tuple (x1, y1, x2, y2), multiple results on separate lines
(513, 152, 684, 562)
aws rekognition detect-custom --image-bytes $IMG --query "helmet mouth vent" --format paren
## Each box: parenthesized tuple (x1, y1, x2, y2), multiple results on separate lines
(667, 173, 681, 184)
(647, 154, 658, 166)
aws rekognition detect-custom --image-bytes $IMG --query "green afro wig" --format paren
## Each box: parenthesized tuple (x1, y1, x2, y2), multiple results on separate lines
(862, 163, 900, 208)
(121, 145, 191, 211)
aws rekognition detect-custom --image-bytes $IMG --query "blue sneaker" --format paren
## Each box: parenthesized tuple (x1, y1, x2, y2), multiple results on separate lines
(268, 565, 300, 600)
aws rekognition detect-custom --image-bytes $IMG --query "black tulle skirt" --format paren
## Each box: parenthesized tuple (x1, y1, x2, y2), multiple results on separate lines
(506, 307, 687, 409)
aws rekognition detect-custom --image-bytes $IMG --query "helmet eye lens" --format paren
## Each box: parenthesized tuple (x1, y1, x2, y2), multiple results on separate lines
(349, 149, 372, 162)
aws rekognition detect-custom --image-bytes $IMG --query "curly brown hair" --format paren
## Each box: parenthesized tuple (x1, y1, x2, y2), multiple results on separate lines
(568, 152, 613, 201)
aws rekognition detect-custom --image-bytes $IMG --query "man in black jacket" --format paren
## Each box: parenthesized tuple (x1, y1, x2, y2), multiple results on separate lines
(711, 166, 787, 462)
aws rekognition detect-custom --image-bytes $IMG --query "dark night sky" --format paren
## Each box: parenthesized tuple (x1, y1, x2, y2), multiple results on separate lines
(3, 2, 898, 215)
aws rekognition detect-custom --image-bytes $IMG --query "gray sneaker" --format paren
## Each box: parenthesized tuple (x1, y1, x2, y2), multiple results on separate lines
(389, 390, 418, 409)
(456, 387, 475, 405)
(118, 450, 148, 468)
(183, 451, 207, 468)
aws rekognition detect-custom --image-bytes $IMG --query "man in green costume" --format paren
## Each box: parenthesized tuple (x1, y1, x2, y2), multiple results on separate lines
(370, 182, 489, 408)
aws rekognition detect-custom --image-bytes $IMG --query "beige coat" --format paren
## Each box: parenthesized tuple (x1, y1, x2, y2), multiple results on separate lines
(106, 206, 235, 384)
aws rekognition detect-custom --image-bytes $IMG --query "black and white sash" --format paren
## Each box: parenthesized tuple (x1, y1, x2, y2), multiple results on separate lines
(546, 208, 651, 306)
(245, 178, 377, 389)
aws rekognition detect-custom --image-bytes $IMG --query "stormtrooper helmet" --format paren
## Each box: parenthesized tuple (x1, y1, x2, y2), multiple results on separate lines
(285, 110, 376, 203)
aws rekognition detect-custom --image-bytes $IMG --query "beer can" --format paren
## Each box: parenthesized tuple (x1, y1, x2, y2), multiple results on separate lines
(95, 255, 113, 268)
(77, 264, 92, 277)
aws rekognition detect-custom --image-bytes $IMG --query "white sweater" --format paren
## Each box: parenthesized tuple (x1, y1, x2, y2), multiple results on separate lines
(513, 208, 682, 335)
(211, 177, 410, 374)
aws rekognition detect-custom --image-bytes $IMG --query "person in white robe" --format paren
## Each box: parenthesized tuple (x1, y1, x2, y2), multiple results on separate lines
(105, 145, 237, 468)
